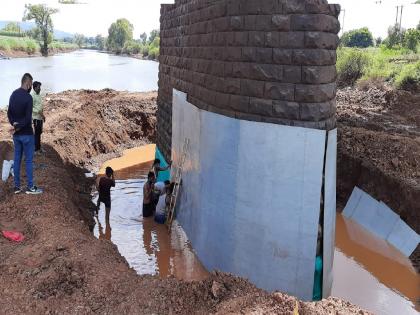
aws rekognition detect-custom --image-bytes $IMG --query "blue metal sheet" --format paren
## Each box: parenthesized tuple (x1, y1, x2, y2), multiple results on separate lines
(323, 128, 337, 298)
(343, 187, 419, 257)
(171, 89, 328, 300)
(342, 186, 363, 218)
(387, 220, 420, 257)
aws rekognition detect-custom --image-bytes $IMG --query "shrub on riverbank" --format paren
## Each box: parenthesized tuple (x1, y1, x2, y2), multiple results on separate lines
(50, 40, 78, 51)
(0, 35, 38, 54)
(395, 61, 420, 91)
(337, 46, 420, 90)
(0, 35, 77, 55)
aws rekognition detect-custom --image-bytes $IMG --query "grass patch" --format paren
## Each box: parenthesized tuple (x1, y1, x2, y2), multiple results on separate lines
(0, 35, 39, 54)
(0, 35, 78, 54)
(50, 41, 78, 50)
(337, 46, 420, 90)
(395, 61, 420, 91)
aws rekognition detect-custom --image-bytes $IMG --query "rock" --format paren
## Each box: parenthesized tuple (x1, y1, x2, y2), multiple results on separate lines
(211, 281, 226, 299)
(56, 245, 66, 251)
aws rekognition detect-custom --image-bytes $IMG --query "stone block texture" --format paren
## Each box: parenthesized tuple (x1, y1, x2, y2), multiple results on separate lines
(157, 0, 341, 161)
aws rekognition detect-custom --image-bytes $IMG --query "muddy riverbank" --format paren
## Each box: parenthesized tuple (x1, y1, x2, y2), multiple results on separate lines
(0, 90, 370, 314)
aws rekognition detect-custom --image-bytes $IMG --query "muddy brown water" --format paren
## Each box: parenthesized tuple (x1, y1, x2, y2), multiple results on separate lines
(93, 162, 209, 281)
(333, 214, 419, 315)
(93, 156, 419, 314)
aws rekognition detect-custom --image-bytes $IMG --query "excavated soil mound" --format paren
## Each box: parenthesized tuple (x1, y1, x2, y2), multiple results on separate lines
(0, 90, 370, 314)
(42, 89, 157, 169)
(337, 86, 420, 269)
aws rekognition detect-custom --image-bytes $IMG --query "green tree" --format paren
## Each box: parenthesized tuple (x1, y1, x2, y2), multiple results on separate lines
(106, 18, 133, 53)
(2, 22, 21, 33)
(140, 32, 147, 45)
(148, 29, 159, 44)
(23, 4, 59, 56)
(385, 24, 405, 48)
(73, 33, 85, 48)
(341, 27, 374, 48)
(95, 34, 106, 50)
(403, 29, 420, 52)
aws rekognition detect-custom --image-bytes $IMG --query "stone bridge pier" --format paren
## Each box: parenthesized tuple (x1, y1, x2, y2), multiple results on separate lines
(157, 0, 340, 300)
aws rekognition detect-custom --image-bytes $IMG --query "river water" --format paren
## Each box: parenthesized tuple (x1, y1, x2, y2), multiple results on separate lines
(93, 148, 419, 315)
(0, 50, 159, 107)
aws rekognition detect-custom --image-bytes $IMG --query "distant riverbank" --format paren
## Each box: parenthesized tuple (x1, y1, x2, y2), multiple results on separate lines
(96, 50, 158, 62)
(0, 35, 77, 59)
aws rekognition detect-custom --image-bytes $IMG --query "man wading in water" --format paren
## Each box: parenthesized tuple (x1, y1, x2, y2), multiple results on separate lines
(7, 73, 43, 195)
(143, 171, 156, 218)
(96, 167, 115, 222)
(151, 158, 171, 180)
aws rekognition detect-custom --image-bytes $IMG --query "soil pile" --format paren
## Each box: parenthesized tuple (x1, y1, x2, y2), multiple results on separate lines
(41, 89, 156, 169)
(0, 90, 370, 314)
(337, 86, 420, 269)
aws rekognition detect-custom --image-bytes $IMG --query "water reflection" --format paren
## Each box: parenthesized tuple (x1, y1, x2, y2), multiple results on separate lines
(97, 216, 112, 241)
(333, 214, 420, 315)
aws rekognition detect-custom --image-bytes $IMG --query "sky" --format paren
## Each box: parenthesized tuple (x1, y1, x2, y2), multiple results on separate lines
(0, 0, 419, 39)
(335, 0, 420, 38)
(0, 0, 174, 38)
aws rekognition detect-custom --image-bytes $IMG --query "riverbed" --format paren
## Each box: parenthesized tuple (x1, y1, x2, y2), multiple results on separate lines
(0, 49, 158, 107)
(93, 147, 419, 315)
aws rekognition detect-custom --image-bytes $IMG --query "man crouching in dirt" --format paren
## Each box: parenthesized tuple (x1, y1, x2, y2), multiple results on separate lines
(96, 167, 115, 222)
(7, 73, 43, 195)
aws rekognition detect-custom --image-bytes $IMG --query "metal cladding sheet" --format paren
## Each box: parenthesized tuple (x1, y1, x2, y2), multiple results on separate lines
(343, 187, 420, 257)
(387, 220, 420, 257)
(323, 128, 337, 298)
(171, 89, 329, 300)
(342, 186, 363, 217)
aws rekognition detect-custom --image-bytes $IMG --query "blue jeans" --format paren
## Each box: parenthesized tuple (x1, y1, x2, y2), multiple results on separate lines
(13, 135, 34, 188)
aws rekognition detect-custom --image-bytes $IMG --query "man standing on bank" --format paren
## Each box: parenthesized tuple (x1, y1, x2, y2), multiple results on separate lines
(31, 81, 45, 154)
(7, 73, 43, 195)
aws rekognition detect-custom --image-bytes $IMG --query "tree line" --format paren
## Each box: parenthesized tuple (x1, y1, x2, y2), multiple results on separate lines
(72, 19, 160, 60)
(0, 5, 59, 56)
(340, 22, 420, 52)
(2, 4, 160, 59)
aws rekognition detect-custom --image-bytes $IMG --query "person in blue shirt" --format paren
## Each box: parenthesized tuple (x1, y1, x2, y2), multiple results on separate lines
(7, 73, 43, 195)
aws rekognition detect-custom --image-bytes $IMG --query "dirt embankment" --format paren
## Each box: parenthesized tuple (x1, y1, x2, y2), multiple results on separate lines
(0, 90, 370, 314)
(40, 89, 157, 170)
(336, 86, 420, 269)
